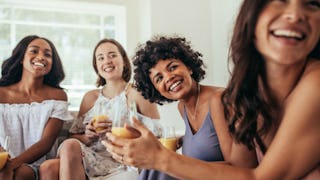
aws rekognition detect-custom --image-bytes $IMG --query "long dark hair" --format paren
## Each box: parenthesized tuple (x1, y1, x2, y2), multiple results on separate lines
(0, 35, 65, 88)
(133, 35, 205, 105)
(221, 0, 320, 150)
(92, 38, 131, 87)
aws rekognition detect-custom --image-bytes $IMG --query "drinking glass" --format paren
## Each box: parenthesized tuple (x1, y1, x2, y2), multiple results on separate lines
(160, 126, 178, 151)
(111, 100, 137, 170)
(92, 101, 110, 146)
(0, 136, 10, 170)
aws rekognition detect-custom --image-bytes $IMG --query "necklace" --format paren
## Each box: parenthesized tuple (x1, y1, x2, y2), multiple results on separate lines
(186, 83, 200, 128)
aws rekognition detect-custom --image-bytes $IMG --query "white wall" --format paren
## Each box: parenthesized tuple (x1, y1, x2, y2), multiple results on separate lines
(9, 0, 242, 132)
(211, 0, 241, 87)
(141, 0, 241, 132)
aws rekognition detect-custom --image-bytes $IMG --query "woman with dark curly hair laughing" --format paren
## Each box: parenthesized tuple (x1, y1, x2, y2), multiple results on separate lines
(126, 36, 256, 180)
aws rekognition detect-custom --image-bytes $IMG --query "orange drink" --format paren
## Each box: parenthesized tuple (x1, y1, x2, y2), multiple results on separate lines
(0, 152, 9, 170)
(159, 137, 178, 151)
(93, 115, 108, 132)
(111, 127, 135, 139)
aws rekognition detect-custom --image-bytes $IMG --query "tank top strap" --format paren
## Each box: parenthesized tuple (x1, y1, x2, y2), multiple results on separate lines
(124, 83, 130, 96)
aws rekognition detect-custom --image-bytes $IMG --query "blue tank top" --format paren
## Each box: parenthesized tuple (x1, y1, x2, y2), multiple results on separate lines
(138, 107, 224, 180)
(182, 107, 224, 161)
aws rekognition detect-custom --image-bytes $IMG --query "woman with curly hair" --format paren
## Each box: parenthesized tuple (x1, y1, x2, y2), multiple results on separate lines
(107, 36, 257, 180)
(105, 0, 320, 179)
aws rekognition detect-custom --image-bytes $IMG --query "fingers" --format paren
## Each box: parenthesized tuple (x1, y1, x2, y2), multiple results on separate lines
(85, 124, 99, 139)
(132, 118, 157, 140)
(102, 136, 127, 163)
(132, 117, 148, 134)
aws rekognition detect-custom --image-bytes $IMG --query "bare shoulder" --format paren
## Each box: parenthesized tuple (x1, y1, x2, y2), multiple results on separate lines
(291, 59, 320, 101)
(78, 89, 100, 116)
(43, 86, 67, 101)
(127, 84, 160, 119)
(256, 60, 320, 179)
(127, 83, 145, 102)
(301, 59, 320, 85)
(82, 89, 100, 102)
(127, 83, 141, 97)
(0, 86, 9, 102)
(206, 85, 225, 107)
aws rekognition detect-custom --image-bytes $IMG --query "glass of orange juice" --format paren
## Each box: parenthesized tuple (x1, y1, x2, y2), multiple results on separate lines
(111, 100, 137, 170)
(0, 151, 9, 170)
(92, 101, 111, 145)
(160, 126, 178, 151)
(0, 136, 11, 170)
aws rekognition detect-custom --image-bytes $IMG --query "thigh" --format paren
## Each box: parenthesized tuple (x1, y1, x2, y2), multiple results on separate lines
(14, 164, 37, 180)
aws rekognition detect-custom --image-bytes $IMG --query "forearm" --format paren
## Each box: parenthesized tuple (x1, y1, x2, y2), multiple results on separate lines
(10, 137, 55, 169)
(157, 150, 256, 180)
(70, 133, 92, 145)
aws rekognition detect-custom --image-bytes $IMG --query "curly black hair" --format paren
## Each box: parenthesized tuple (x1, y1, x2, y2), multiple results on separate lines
(133, 35, 206, 105)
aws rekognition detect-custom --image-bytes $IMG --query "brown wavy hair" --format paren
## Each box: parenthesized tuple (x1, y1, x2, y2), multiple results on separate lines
(92, 39, 131, 87)
(222, 0, 320, 149)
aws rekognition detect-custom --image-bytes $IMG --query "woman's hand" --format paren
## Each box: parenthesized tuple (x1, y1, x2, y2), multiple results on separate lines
(92, 117, 112, 136)
(84, 121, 100, 143)
(103, 118, 166, 169)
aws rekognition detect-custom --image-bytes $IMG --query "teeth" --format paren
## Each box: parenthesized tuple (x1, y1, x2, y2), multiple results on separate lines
(33, 62, 45, 67)
(273, 30, 303, 39)
(169, 81, 181, 91)
(103, 67, 114, 72)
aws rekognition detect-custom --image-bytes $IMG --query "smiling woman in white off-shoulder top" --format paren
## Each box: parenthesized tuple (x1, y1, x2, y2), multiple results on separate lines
(0, 35, 73, 180)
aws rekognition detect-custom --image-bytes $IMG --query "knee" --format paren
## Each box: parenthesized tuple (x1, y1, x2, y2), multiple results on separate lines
(59, 138, 82, 161)
(39, 159, 59, 179)
(14, 165, 36, 180)
(59, 138, 81, 154)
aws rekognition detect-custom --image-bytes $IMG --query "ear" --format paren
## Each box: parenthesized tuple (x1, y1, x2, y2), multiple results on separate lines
(188, 68, 193, 75)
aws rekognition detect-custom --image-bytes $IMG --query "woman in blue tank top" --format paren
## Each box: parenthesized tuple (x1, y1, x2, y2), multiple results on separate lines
(127, 36, 257, 180)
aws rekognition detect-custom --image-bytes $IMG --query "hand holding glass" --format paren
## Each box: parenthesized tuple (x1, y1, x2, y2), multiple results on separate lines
(111, 101, 137, 139)
(92, 101, 111, 139)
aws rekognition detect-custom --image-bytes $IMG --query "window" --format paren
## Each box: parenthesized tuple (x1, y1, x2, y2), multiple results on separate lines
(0, 0, 126, 110)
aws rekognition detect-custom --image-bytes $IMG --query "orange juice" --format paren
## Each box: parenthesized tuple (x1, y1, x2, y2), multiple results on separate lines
(93, 115, 108, 132)
(0, 152, 9, 170)
(159, 138, 177, 151)
(111, 127, 135, 139)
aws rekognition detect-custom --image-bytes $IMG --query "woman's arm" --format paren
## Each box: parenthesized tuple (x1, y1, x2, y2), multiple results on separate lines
(104, 119, 256, 180)
(69, 90, 100, 145)
(7, 89, 68, 169)
(104, 66, 320, 180)
(8, 118, 64, 169)
(209, 89, 258, 168)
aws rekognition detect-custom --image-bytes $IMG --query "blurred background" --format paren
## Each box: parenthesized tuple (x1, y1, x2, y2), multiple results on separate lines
(0, 0, 241, 133)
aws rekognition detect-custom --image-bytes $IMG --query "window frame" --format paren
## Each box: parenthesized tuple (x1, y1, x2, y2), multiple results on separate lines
(0, 0, 127, 111)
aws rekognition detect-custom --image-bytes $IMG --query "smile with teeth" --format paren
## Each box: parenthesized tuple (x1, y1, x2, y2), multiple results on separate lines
(32, 62, 45, 67)
(169, 81, 182, 91)
(103, 66, 114, 72)
(272, 29, 305, 40)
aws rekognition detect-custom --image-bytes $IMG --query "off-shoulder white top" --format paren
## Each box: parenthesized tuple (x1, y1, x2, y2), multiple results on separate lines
(0, 100, 73, 166)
